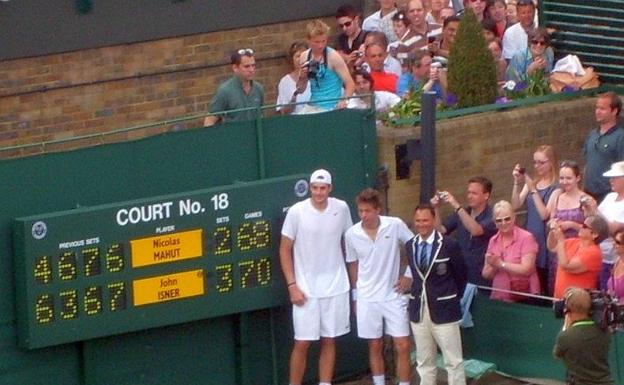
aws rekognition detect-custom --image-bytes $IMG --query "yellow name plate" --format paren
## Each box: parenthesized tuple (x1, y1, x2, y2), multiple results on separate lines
(131, 229, 203, 268)
(133, 269, 205, 306)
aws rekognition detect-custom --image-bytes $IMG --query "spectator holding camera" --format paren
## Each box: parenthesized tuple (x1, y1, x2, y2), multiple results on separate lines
(335, 4, 369, 69)
(429, 15, 460, 60)
(583, 161, 624, 290)
(396, 51, 446, 98)
(300, 20, 355, 111)
(276, 42, 311, 115)
(482, 200, 540, 303)
(553, 287, 614, 385)
(432, 176, 497, 286)
(511, 145, 560, 294)
(546, 160, 596, 294)
(547, 160, 595, 239)
(547, 215, 607, 298)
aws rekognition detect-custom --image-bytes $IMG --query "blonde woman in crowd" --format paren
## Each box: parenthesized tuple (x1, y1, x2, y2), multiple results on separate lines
(482, 200, 540, 303)
(511, 145, 559, 294)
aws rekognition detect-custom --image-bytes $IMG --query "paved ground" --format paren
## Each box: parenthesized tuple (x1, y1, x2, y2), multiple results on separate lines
(336, 371, 566, 385)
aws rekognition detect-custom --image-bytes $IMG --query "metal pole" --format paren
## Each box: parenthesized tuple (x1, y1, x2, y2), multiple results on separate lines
(420, 92, 437, 204)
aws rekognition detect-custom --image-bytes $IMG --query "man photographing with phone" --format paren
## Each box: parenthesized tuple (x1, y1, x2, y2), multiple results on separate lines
(553, 287, 614, 385)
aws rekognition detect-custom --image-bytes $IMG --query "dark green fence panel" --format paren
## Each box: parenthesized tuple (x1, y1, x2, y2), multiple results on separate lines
(463, 294, 624, 384)
(542, 0, 624, 84)
(0, 109, 376, 385)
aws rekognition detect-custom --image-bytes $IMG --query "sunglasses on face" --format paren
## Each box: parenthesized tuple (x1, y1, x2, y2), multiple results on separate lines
(531, 40, 547, 46)
(495, 216, 513, 224)
(338, 20, 353, 28)
(237, 48, 254, 55)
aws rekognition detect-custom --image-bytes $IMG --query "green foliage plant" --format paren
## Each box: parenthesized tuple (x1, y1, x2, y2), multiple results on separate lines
(447, 10, 498, 108)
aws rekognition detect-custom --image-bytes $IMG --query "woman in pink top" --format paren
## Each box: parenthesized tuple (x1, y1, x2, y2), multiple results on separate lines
(607, 230, 624, 300)
(482, 200, 540, 303)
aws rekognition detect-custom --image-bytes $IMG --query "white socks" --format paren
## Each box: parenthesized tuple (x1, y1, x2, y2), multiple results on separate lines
(372, 375, 385, 385)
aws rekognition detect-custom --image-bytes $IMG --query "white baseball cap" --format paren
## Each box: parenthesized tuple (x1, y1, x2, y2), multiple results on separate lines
(603, 161, 624, 178)
(310, 169, 332, 185)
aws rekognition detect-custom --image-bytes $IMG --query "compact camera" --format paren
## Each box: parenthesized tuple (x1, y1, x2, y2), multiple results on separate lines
(304, 60, 321, 80)
(579, 195, 590, 206)
(436, 191, 447, 200)
(517, 166, 526, 175)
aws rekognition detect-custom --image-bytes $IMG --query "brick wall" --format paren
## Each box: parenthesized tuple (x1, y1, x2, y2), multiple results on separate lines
(0, 18, 338, 158)
(378, 97, 597, 223)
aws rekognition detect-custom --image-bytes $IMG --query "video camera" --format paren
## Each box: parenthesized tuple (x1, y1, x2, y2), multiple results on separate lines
(554, 289, 624, 330)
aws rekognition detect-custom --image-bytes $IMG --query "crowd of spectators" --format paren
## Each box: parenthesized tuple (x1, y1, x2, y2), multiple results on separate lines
(202, 0, 624, 306)
(205, 0, 562, 123)
(469, 92, 622, 304)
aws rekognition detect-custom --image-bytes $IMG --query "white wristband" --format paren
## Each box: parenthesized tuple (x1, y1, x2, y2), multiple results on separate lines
(351, 288, 357, 301)
(501, 262, 506, 269)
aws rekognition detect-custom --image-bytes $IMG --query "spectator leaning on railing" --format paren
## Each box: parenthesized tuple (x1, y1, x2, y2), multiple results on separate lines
(482, 200, 540, 303)
(584, 161, 624, 290)
(299, 20, 354, 112)
(204, 49, 264, 127)
(276, 42, 311, 115)
(547, 215, 608, 299)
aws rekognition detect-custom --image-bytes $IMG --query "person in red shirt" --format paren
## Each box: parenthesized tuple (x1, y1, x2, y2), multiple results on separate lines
(547, 215, 609, 298)
(365, 42, 398, 93)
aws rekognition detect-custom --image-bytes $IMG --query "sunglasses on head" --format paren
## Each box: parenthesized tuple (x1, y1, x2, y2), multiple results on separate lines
(495, 216, 513, 224)
(237, 48, 254, 55)
(338, 20, 353, 28)
(531, 40, 547, 46)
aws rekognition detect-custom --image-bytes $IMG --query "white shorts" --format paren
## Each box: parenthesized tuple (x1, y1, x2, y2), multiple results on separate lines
(292, 292, 350, 340)
(356, 295, 410, 339)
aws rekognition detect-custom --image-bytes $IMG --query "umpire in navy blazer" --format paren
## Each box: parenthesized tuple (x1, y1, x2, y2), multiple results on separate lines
(406, 230, 467, 323)
(405, 204, 468, 385)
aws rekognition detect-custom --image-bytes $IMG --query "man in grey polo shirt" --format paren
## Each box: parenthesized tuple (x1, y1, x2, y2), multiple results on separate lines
(583, 92, 624, 202)
(204, 48, 264, 126)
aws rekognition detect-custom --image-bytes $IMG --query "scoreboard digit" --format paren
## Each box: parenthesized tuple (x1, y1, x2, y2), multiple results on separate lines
(13, 174, 309, 349)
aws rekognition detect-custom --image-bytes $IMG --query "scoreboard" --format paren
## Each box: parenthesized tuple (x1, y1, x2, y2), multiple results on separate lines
(13, 174, 310, 349)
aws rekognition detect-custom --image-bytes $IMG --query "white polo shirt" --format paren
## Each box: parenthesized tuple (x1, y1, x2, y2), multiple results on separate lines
(345, 216, 414, 302)
(502, 22, 529, 60)
(598, 192, 624, 264)
(281, 197, 353, 298)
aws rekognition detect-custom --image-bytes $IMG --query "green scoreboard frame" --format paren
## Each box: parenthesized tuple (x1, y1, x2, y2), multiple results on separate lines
(13, 174, 309, 349)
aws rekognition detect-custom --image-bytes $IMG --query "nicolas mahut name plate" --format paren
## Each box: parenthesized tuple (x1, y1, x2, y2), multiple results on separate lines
(130, 229, 205, 306)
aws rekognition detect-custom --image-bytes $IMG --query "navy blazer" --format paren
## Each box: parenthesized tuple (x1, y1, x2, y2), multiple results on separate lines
(406, 231, 467, 324)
